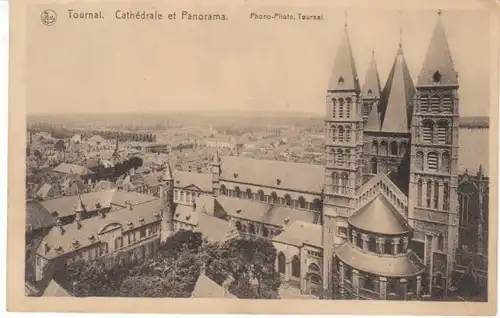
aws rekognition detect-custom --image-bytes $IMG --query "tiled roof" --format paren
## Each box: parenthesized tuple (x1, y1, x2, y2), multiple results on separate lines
(191, 274, 236, 298)
(379, 47, 415, 133)
(42, 279, 72, 297)
(361, 51, 381, 99)
(173, 171, 212, 192)
(40, 190, 116, 218)
(327, 27, 360, 92)
(417, 13, 458, 87)
(174, 204, 199, 226)
(273, 221, 322, 247)
(196, 213, 230, 243)
(349, 195, 409, 235)
(216, 196, 318, 227)
(335, 243, 425, 277)
(219, 156, 324, 194)
(52, 163, 94, 175)
(26, 200, 54, 231)
(37, 199, 164, 259)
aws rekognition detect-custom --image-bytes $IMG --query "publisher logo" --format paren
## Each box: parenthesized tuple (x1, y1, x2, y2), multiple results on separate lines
(41, 9, 57, 26)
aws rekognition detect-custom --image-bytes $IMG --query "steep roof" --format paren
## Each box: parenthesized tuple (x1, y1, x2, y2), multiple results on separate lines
(416, 12, 458, 87)
(219, 156, 324, 194)
(361, 51, 382, 99)
(349, 194, 409, 235)
(42, 279, 72, 297)
(26, 200, 54, 231)
(173, 171, 213, 193)
(327, 26, 360, 92)
(379, 45, 415, 133)
(272, 220, 322, 247)
(365, 103, 381, 132)
(216, 196, 318, 227)
(336, 243, 425, 277)
(191, 274, 236, 298)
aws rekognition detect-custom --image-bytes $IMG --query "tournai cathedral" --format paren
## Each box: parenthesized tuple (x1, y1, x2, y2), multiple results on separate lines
(31, 11, 488, 300)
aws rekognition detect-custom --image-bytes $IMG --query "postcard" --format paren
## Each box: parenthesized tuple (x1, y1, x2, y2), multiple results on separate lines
(8, 0, 499, 315)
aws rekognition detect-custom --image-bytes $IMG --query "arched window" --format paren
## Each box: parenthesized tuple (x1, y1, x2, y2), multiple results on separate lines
(443, 182, 450, 211)
(427, 152, 438, 171)
(341, 173, 349, 194)
(442, 94, 453, 113)
(346, 126, 351, 142)
(370, 157, 378, 174)
(312, 199, 322, 211)
(262, 226, 269, 237)
(235, 187, 241, 198)
(398, 238, 405, 254)
(235, 220, 242, 231)
(441, 152, 450, 173)
(284, 194, 292, 206)
(368, 237, 377, 253)
(309, 263, 321, 274)
(437, 121, 449, 144)
(437, 234, 444, 251)
(416, 151, 424, 170)
(338, 126, 345, 142)
(356, 234, 363, 249)
(346, 98, 352, 118)
(336, 149, 344, 167)
(258, 190, 265, 201)
(278, 252, 286, 274)
(291, 256, 301, 278)
(249, 223, 256, 234)
(220, 185, 226, 196)
(114, 236, 123, 249)
(363, 102, 370, 117)
(380, 141, 388, 155)
(271, 192, 278, 204)
(384, 239, 392, 254)
(246, 188, 253, 200)
(420, 94, 430, 112)
(180, 191, 185, 201)
(331, 125, 337, 142)
(399, 141, 407, 155)
(434, 181, 440, 209)
(339, 98, 345, 118)
(390, 141, 398, 156)
(417, 179, 423, 206)
(331, 98, 337, 118)
(422, 120, 434, 143)
(430, 94, 441, 113)
(426, 180, 432, 208)
(372, 140, 379, 154)
(298, 196, 306, 209)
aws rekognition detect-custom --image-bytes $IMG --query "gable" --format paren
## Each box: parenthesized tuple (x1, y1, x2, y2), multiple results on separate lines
(181, 184, 204, 192)
(356, 173, 408, 219)
(98, 222, 122, 234)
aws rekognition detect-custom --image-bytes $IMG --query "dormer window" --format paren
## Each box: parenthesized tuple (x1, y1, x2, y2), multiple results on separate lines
(72, 239, 80, 248)
(277, 179, 282, 185)
(338, 76, 344, 86)
(367, 89, 372, 96)
(233, 173, 238, 178)
(433, 71, 442, 83)
(236, 209, 242, 214)
(88, 235, 95, 241)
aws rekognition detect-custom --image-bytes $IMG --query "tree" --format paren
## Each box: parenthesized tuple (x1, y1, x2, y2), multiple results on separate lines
(163, 250, 201, 298)
(54, 139, 66, 152)
(119, 276, 167, 298)
(159, 230, 204, 258)
(205, 238, 281, 299)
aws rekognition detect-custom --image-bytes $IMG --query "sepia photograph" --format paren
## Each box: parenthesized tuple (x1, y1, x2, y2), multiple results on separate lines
(8, 0, 498, 315)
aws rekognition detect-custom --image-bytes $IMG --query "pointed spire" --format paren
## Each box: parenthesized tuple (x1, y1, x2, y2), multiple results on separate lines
(361, 50, 381, 99)
(212, 151, 222, 165)
(327, 23, 360, 92)
(162, 162, 173, 181)
(365, 103, 381, 131)
(417, 10, 458, 87)
(379, 45, 415, 133)
(75, 195, 85, 213)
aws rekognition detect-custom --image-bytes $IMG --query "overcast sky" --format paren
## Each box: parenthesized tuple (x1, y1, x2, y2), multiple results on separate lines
(27, 2, 491, 116)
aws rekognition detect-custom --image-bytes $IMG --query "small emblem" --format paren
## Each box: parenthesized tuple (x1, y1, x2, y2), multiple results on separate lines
(41, 9, 57, 26)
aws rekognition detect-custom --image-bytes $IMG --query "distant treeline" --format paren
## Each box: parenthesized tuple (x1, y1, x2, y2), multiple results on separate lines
(28, 125, 157, 142)
(459, 117, 489, 129)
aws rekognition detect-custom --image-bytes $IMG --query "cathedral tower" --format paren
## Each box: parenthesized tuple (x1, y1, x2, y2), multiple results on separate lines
(361, 51, 382, 124)
(408, 11, 459, 298)
(321, 23, 363, 298)
(160, 162, 175, 242)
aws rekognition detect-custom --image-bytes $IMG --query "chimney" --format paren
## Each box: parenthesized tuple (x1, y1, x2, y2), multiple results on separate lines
(58, 223, 65, 235)
(284, 217, 290, 226)
(125, 200, 133, 211)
